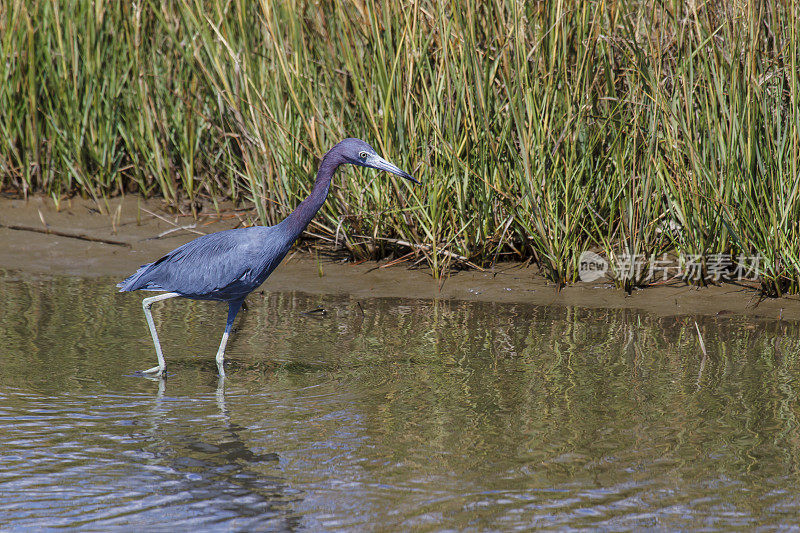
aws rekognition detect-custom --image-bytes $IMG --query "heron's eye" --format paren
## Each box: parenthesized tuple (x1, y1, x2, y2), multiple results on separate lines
(358, 151, 368, 160)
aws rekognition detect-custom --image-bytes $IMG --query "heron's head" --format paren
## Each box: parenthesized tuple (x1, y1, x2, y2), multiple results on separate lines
(336, 138, 419, 184)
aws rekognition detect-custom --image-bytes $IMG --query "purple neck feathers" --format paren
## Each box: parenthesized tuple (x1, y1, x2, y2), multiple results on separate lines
(282, 148, 343, 242)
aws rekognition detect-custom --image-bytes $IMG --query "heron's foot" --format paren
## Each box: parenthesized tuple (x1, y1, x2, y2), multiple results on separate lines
(140, 365, 166, 377)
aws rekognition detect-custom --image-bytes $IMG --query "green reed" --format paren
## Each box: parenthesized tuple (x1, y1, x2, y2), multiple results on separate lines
(1, 0, 799, 294)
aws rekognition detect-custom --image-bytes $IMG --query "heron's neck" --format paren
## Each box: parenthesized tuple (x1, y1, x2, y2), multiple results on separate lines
(283, 151, 341, 242)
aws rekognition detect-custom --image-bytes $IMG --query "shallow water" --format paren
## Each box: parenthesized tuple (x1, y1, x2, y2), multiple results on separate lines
(2, 272, 800, 530)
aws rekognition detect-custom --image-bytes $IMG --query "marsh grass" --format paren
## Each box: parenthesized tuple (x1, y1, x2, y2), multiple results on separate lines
(2, 0, 799, 295)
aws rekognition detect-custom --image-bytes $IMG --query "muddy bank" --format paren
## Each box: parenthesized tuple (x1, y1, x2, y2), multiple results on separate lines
(2, 195, 799, 321)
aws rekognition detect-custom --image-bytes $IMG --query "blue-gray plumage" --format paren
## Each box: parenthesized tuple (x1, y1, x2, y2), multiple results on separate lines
(118, 138, 418, 377)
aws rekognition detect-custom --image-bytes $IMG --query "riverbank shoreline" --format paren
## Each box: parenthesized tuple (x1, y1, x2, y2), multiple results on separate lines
(2, 195, 799, 322)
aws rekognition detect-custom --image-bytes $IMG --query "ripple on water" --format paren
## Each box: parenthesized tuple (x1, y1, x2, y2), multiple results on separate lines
(2, 276, 800, 529)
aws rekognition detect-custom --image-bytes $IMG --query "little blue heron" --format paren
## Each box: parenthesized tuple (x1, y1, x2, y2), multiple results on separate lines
(118, 138, 417, 377)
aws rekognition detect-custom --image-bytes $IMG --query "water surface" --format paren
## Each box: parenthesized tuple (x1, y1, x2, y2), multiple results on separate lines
(2, 273, 800, 530)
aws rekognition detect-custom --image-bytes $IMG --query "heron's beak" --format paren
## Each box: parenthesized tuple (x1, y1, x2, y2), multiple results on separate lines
(368, 155, 420, 184)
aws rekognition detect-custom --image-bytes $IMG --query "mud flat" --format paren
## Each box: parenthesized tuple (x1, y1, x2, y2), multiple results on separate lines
(2, 195, 799, 322)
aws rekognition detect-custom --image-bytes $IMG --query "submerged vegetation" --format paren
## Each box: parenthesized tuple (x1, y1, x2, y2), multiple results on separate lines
(2, 0, 800, 294)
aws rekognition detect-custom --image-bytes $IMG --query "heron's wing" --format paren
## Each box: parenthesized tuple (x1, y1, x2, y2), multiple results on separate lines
(117, 227, 289, 298)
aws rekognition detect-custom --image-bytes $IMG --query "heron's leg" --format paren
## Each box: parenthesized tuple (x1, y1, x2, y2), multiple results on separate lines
(141, 292, 181, 376)
(215, 300, 244, 377)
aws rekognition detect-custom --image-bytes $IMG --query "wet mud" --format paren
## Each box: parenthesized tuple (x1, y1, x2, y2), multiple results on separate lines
(2, 195, 799, 321)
